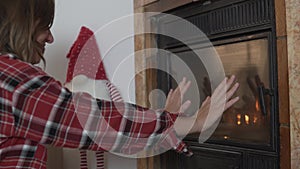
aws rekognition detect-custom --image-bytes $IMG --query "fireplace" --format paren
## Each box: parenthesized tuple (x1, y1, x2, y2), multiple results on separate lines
(152, 0, 279, 168)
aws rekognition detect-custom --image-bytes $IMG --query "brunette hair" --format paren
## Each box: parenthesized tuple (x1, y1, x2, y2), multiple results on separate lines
(0, 0, 54, 64)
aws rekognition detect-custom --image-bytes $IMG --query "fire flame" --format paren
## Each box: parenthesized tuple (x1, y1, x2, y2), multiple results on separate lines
(245, 114, 250, 125)
(253, 116, 258, 124)
(255, 99, 260, 111)
(237, 114, 241, 125)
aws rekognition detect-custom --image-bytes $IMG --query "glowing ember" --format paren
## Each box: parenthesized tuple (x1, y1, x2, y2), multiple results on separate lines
(245, 114, 250, 125)
(224, 135, 229, 140)
(237, 114, 241, 125)
(253, 116, 258, 124)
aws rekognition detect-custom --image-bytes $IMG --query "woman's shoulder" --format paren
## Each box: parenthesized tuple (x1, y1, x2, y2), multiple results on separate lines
(0, 53, 48, 79)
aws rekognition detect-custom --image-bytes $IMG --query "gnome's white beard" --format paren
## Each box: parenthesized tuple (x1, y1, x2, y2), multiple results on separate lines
(65, 75, 111, 100)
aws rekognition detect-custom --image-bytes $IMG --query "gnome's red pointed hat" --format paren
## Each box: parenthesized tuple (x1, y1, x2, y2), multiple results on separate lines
(65, 26, 108, 83)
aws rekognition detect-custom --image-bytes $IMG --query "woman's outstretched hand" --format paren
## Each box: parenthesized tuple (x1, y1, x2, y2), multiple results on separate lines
(164, 77, 192, 114)
(173, 75, 239, 136)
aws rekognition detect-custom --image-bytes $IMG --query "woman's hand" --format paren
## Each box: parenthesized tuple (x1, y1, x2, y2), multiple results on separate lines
(190, 75, 239, 134)
(164, 77, 192, 114)
(173, 75, 239, 136)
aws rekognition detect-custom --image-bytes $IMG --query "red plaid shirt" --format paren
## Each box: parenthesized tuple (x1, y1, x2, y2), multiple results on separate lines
(0, 54, 191, 169)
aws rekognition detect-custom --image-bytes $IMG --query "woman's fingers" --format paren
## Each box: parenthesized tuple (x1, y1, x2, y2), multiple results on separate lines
(212, 75, 239, 103)
(166, 89, 173, 102)
(180, 100, 192, 113)
(226, 82, 239, 101)
(226, 75, 236, 91)
(164, 77, 192, 113)
(180, 77, 191, 96)
(225, 75, 239, 111)
(173, 77, 191, 98)
(225, 96, 239, 111)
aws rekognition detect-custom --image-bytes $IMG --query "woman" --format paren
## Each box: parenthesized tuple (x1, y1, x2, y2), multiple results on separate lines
(0, 0, 239, 168)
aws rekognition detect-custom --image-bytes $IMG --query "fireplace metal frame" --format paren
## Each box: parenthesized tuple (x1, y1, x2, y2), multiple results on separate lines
(154, 0, 279, 168)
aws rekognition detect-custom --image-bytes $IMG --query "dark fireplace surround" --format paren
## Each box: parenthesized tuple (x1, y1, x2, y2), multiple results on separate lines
(152, 0, 279, 169)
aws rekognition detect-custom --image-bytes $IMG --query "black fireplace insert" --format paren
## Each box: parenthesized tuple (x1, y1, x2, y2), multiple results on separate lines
(152, 0, 279, 168)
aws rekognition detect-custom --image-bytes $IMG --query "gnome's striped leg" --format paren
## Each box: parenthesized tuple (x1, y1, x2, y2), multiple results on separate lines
(95, 151, 105, 169)
(106, 82, 124, 102)
(80, 150, 88, 169)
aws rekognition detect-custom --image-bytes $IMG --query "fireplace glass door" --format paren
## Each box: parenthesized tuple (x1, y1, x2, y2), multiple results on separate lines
(211, 38, 271, 146)
(167, 36, 272, 147)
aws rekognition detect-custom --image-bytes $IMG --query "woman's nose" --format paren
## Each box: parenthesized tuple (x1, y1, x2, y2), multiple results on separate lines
(46, 30, 54, 44)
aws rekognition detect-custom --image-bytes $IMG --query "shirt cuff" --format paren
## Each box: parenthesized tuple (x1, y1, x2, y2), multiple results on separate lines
(162, 109, 193, 156)
(173, 141, 193, 157)
(168, 113, 179, 122)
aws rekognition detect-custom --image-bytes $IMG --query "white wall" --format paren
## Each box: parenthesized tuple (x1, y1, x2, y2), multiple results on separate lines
(44, 0, 136, 169)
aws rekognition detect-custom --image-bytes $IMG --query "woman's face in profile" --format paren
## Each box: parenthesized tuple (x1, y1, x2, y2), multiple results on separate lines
(33, 28, 54, 64)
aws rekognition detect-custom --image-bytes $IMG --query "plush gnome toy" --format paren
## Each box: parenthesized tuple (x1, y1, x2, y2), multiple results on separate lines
(65, 26, 123, 169)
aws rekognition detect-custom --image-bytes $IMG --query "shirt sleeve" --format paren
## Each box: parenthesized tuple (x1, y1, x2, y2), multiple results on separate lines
(8, 62, 190, 156)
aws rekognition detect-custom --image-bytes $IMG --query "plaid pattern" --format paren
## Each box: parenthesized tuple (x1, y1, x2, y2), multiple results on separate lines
(0, 54, 190, 168)
(79, 82, 122, 169)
